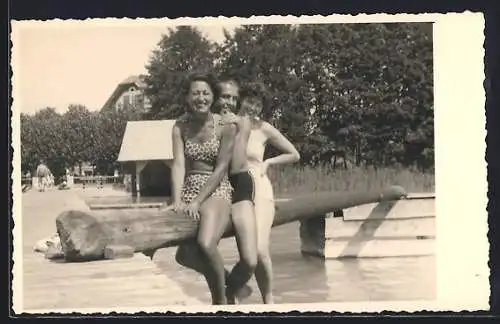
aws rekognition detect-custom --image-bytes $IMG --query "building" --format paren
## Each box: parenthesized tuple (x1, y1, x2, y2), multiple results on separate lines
(117, 120, 176, 197)
(101, 75, 152, 113)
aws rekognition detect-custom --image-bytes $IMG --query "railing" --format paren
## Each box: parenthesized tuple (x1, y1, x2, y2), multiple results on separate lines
(73, 176, 123, 185)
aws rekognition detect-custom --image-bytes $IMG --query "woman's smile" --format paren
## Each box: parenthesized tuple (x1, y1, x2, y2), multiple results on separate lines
(188, 81, 215, 113)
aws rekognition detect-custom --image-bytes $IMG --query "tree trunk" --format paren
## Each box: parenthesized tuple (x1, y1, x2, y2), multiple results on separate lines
(56, 186, 407, 262)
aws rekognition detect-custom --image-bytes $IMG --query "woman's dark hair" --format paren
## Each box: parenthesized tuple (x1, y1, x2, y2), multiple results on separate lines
(182, 71, 220, 102)
(240, 81, 269, 106)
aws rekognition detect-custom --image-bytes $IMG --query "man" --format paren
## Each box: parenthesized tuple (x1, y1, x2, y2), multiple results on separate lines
(36, 160, 51, 192)
(216, 78, 259, 303)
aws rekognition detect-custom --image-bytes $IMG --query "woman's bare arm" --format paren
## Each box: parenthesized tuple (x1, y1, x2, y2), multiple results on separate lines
(191, 123, 237, 205)
(262, 122, 300, 165)
(171, 123, 186, 206)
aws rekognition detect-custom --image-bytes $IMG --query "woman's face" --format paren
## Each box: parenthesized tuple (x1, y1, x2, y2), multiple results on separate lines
(239, 97, 263, 117)
(187, 81, 214, 114)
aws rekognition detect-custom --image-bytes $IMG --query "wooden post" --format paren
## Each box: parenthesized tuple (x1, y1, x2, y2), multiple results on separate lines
(299, 214, 327, 257)
(135, 161, 147, 198)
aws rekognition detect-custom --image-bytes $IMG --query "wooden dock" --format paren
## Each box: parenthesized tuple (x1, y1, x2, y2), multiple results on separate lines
(18, 189, 202, 313)
(299, 193, 436, 259)
(325, 192, 436, 259)
(23, 252, 203, 311)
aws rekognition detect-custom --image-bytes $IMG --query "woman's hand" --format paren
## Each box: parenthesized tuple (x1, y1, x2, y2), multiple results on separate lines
(159, 202, 185, 213)
(221, 111, 239, 126)
(184, 200, 201, 221)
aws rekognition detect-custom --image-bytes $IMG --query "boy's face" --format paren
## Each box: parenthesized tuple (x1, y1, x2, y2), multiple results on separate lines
(217, 82, 240, 114)
(239, 97, 263, 117)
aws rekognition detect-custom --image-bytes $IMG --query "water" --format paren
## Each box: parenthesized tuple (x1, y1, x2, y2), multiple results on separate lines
(84, 194, 436, 304)
(154, 223, 435, 304)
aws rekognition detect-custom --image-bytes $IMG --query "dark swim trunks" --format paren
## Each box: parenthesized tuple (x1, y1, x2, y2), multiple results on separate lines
(228, 170, 255, 204)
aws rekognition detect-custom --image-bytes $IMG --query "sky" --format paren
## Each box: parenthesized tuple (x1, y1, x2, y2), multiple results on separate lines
(12, 21, 238, 115)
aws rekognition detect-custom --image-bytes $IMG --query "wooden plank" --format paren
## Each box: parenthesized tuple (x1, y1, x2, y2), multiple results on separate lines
(343, 196, 435, 221)
(90, 203, 163, 210)
(23, 266, 164, 284)
(57, 186, 408, 262)
(26, 274, 169, 292)
(325, 238, 435, 259)
(325, 217, 436, 240)
(22, 252, 203, 311)
(406, 192, 435, 199)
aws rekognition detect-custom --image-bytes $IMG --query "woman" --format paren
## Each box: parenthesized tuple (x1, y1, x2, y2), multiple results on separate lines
(168, 72, 237, 305)
(233, 82, 301, 304)
(170, 77, 256, 304)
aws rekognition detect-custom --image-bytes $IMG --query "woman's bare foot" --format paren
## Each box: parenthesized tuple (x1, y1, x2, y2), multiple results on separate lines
(262, 293, 274, 304)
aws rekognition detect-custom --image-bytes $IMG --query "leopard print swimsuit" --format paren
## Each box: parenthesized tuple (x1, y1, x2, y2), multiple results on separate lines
(180, 114, 233, 204)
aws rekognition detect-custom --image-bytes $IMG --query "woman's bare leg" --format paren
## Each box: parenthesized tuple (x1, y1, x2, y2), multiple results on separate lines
(175, 242, 254, 301)
(254, 198, 275, 304)
(196, 197, 232, 305)
(226, 201, 258, 303)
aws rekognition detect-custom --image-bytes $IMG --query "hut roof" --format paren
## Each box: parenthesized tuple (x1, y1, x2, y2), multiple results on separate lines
(117, 120, 176, 162)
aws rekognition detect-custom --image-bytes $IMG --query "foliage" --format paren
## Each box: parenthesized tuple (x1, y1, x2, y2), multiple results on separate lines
(20, 108, 66, 177)
(143, 26, 216, 119)
(211, 23, 434, 169)
(60, 105, 98, 169)
(20, 104, 141, 176)
(93, 104, 142, 174)
(21, 23, 434, 177)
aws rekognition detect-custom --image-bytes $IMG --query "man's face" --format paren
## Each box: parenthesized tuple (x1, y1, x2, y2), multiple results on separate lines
(217, 82, 240, 114)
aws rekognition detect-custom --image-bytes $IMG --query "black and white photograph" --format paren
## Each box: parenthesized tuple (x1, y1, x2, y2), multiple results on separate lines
(10, 14, 488, 313)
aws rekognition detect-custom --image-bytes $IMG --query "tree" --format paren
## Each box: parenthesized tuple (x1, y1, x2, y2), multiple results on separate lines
(21, 107, 66, 176)
(143, 26, 216, 119)
(93, 104, 142, 174)
(20, 113, 37, 173)
(141, 22, 434, 170)
(60, 105, 98, 171)
(216, 25, 318, 162)
(300, 23, 433, 168)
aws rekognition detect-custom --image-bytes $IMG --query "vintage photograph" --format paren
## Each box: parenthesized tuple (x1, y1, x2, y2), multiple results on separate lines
(10, 14, 487, 314)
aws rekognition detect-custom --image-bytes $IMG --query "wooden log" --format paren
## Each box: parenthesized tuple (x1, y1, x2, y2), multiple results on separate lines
(56, 186, 406, 262)
(104, 245, 135, 259)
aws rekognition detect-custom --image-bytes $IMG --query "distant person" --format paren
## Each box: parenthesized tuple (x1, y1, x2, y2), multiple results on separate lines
(96, 172, 104, 189)
(114, 169, 119, 184)
(36, 160, 51, 192)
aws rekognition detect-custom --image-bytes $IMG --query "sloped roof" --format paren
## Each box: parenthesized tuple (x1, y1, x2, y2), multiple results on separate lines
(120, 75, 147, 88)
(117, 120, 176, 162)
(101, 75, 148, 110)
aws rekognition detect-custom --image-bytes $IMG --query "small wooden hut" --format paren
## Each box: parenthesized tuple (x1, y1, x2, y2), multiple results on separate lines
(117, 120, 176, 197)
